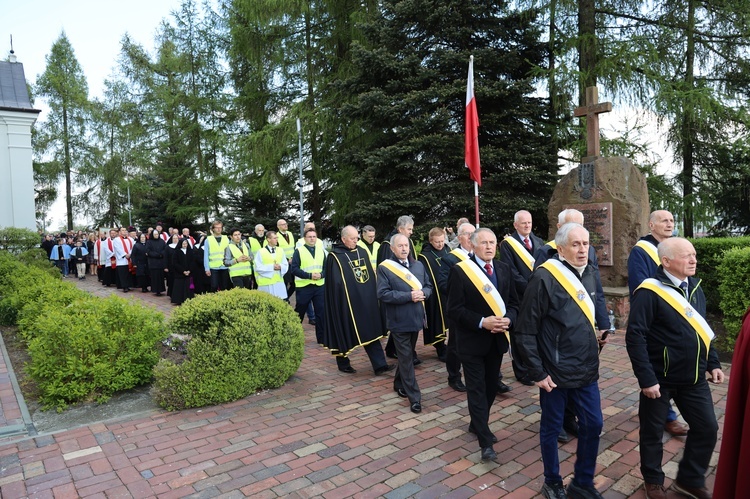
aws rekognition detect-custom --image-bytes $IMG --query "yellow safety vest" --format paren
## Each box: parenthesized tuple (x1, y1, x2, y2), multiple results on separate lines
(294, 245, 325, 287)
(206, 235, 229, 269)
(357, 240, 380, 270)
(227, 242, 252, 278)
(276, 231, 296, 260)
(255, 247, 285, 287)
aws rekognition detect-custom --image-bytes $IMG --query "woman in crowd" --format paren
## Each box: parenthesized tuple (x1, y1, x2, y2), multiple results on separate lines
(166, 233, 181, 297)
(130, 233, 150, 293)
(145, 229, 167, 297)
(170, 238, 193, 305)
(189, 234, 209, 295)
(87, 232, 97, 276)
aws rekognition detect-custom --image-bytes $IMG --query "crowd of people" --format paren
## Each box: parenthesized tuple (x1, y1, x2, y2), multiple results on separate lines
(38, 209, 727, 498)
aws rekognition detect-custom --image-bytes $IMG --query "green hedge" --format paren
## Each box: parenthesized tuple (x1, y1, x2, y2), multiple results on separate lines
(718, 247, 750, 349)
(24, 296, 164, 410)
(0, 252, 85, 329)
(0, 249, 165, 410)
(152, 288, 305, 411)
(690, 236, 750, 313)
(0, 227, 42, 254)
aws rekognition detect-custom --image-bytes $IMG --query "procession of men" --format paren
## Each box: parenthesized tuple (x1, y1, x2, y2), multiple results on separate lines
(49, 209, 728, 499)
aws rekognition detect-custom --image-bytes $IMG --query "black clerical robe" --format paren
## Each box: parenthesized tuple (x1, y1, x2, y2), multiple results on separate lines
(417, 242, 448, 346)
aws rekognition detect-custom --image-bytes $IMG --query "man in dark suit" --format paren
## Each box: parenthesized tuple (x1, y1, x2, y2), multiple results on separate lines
(499, 209, 545, 388)
(448, 228, 519, 462)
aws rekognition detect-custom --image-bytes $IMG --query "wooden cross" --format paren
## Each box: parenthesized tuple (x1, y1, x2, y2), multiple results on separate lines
(574, 86, 612, 162)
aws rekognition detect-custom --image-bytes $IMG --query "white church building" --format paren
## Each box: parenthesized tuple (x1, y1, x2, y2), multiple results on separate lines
(0, 52, 40, 230)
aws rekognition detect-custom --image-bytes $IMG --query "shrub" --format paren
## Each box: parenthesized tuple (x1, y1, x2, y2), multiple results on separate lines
(690, 236, 750, 313)
(24, 295, 165, 410)
(152, 288, 305, 411)
(0, 227, 42, 254)
(718, 247, 750, 350)
(17, 248, 61, 278)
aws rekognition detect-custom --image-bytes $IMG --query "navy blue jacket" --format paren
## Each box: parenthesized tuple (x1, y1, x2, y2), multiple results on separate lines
(626, 266, 721, 388)
(376, 257, 433, 333)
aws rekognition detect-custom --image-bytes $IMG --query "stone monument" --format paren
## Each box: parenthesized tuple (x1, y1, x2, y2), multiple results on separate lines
(0, 50, 40, 231)
(547, 87, 651, 324)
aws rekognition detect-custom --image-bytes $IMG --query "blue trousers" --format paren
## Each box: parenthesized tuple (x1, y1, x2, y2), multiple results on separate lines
(539, 382, 603, 486)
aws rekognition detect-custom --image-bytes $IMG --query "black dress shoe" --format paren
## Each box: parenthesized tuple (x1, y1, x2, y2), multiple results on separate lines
(413, 357, 422, 366)
(385, 351, 397, 359)
(395, 388, 408, 398)
(496, 381, 512, 394)
(410, 402, 422, 413)
(449, 380, 467, 392)
(467, 425, 498, 443)
(480, 447, 497, 462)
(339, 366, 357, 374)
(374, 364, 396, 375)
(517, 377, 535, 386)
(557, 429, 572, 443)
(309, 319, 316, 325)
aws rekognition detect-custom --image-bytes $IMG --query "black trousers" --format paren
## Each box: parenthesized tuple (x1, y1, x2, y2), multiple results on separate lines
(460, 347, 502, 448)
(336, 339, 388, 373)
(445, 322, 462, 383)
(638, 379, 718, 488)
(116, 265, 131, 290)
(391, 330, 420, 404)
(209, 268, 230, 292)
(294, 285, 325, 344)
(230, 274, 253, 289)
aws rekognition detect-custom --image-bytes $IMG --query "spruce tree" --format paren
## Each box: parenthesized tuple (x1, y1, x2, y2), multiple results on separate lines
(333, 0, 558, 236)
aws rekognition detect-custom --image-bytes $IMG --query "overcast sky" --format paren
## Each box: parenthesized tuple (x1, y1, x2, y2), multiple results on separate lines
(1, 0, 183, 230)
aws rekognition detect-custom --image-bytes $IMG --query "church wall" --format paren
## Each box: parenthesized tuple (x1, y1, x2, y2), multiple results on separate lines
(0, 110, 38, 230)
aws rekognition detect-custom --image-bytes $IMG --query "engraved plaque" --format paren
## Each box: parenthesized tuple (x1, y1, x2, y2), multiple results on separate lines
(565, 202, 613, 266)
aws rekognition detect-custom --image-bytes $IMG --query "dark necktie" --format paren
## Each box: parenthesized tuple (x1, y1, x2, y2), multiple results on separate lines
(270, 247, 275, 254)
(484, 263, 493, 276)
(400, 260, 409, 268)
(524, 237, 532, 251)
(679, 281, 688, 298)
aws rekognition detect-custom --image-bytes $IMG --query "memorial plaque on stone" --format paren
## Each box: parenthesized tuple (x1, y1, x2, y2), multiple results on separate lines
(564, 202, 613, 266)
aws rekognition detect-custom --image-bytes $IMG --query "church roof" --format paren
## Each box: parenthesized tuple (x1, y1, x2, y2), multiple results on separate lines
(0, 60, 37, 112)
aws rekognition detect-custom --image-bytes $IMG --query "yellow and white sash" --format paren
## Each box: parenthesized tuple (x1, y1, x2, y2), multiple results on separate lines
(379, 259, 423, 290)
(636, 278, 715, 353)
(503, 235, 534, 271)
(635, 240, 660, 265)
(456, 259, 509, 342)
(450, 248, 470, 261)
(540, 259, 595, 331)
(546, 240, 557, 250)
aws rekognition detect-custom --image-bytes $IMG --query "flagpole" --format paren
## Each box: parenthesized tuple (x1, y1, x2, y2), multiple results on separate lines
(474, 182, 479, 227)
(465, 55, 481, 227)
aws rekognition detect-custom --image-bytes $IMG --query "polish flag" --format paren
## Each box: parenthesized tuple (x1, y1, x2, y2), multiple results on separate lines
(465, 56, 481, 186)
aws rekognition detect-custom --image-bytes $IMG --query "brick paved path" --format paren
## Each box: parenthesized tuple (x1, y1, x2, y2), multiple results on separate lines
(0, 277, 729, 498)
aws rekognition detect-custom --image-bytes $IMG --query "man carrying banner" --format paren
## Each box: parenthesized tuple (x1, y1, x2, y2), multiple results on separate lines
(514, 223, 605, 499)
(626, 237, 724, 499)
(448, 228, 518, 462)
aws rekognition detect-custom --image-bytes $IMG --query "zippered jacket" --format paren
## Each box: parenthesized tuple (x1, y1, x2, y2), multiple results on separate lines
(626, 266, 720, 388)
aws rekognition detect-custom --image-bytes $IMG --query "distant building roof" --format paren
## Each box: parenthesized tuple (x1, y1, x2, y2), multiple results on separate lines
(0, 59, 38, 112)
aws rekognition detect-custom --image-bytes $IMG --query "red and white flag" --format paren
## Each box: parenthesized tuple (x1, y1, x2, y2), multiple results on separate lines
(465, 56, 481, 186)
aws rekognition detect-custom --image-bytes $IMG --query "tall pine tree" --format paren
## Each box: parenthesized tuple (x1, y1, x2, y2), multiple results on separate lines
(333, 0, 557, 236)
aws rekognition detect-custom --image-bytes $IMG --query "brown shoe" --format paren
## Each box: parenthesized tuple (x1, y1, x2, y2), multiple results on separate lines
(664, 420, 689, 436)
(644, 483, 667, 499)
(671, 481, 711, 499)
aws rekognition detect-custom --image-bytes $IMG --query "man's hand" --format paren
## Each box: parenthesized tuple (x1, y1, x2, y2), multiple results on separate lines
(642, 384, 661, 399)
(312, 272, 322, 280)
(708, 369, 725, 384)
(273, 263, 281, 270)
(411, 289, 425, 302)
(205, 270, 211, 277)
(536, 376, 557, 393)
(482, 316, 510, 334)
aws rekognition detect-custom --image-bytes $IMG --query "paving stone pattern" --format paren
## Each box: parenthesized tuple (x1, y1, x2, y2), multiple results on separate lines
(0, 276, 728, 497)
